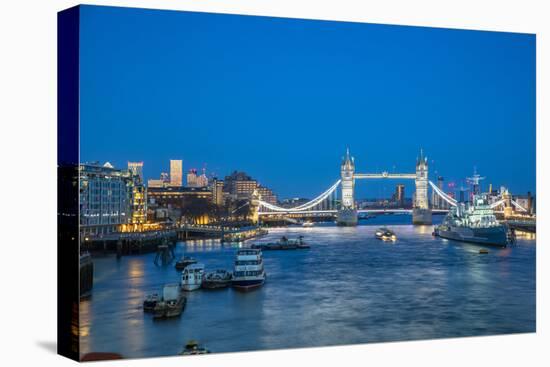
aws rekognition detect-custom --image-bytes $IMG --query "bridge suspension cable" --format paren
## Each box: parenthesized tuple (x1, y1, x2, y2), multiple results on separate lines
(259, 179, 341, 212)
(428, 180, 457, 207)
(511, 200, 528, 212)
(489, 199, 506, 209)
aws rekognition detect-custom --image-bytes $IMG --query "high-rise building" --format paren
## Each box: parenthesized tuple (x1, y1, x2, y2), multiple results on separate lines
(197, 168, 208, 187)
(432, 176, 446, 209)
(223, 171, 277, 204)
(131, 184, 147, 225)
(187, 169, 198, 187)
(211, 178, 225, 206)
(257, 185, 277, 205)
(224, 171, 257, 199)
(128, 161, 144, 183)
(170, 159, 183, 187)
(395, 184, 405, 207)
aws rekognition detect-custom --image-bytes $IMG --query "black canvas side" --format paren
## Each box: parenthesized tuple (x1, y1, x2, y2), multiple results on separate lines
(57, 5, 80, 361)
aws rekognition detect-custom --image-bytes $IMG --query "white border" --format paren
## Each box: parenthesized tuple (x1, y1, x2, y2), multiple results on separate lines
(0, 1, 547, 366)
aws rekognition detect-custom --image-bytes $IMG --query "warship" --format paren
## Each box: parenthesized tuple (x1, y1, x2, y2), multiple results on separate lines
(434, 194, 509, 247)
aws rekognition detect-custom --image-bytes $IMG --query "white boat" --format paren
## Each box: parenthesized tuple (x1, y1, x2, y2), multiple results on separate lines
(181, 263, 205, 291)
(232, 249, 266, 291)
(302, 221, 314, 227)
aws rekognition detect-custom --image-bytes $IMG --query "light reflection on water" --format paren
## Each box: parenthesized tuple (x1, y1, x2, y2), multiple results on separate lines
(79, 216, 536, 359)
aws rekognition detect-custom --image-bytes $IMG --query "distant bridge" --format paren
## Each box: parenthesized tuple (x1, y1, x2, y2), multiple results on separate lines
(257, 149, 527, 225)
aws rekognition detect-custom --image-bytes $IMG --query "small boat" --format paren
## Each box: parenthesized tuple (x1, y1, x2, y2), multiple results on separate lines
(232, 248, 266, 291)
(179, 340, 210, 355)
(153, 284, 186, 319)
(479, 248, 489, 254)
(251, 236, 310, 250)
(302, 221, 314, 227)
(375, 227, 397, 242)
(143, 293, 160, 312)
(202, 269, 232, 289)
(175, 256, 197, 271)
(181, 263, 205, 291)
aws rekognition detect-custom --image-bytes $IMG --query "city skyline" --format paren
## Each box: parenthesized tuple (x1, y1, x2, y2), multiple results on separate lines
(79, 5, 535, 199)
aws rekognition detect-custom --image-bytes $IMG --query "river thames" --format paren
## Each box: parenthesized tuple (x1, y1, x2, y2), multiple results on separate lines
(79, 216, 536, 359)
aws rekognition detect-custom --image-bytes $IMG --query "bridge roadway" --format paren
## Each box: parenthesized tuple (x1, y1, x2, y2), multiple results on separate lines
(355, 173, 417, 180)
(258, 208, 449, 216)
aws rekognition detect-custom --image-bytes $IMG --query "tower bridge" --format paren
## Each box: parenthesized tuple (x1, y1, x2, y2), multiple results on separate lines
(256, 148, 527, 226)
(336, 148, 430, 225)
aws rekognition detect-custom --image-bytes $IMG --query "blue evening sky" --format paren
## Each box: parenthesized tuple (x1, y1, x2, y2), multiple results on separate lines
(79, 5, 535, 199)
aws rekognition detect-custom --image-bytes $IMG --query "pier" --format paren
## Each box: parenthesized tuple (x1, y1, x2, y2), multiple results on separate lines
(81, 225, 268, 255)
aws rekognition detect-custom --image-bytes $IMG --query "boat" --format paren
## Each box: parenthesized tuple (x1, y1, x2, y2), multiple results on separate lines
(232, 248, 266, 291)
(181, 263, 205, 291)
(302, 221, 314, 227)
(143, 293, 160, 312)
(202, 269, 232, 289)
(175, 256, 197, 271)
(153, 284, 186, 319)
(434, 194, 509, 247)
(251, 236, 310, 250)
(479, 249, 489, 254)
(179, 340, 210, 355)
(375, 227, 397, 242)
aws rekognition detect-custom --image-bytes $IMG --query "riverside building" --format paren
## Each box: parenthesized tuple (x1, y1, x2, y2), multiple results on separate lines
(79, 162, 135, 237)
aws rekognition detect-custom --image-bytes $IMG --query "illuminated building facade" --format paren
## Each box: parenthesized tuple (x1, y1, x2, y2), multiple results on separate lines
(170, 159, 183, 187)
(130, 184, 147, 225)
(197, 168, 208, 187)
(79, 162, 134, 236)
(395, 184, 405, 207)
(147, 186, 212, 208)
(224, 171, 258, 199)
(187, 169, 198, 187)
(127, 161, 144, 183)
(148, 172, 169, 188)
(188, 168, 209, 188)
(211, 178, 225, 206)
(257, 185, 277, 205)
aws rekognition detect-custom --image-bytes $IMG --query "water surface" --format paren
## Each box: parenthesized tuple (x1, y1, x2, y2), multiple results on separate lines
(80, 216, 536, 358)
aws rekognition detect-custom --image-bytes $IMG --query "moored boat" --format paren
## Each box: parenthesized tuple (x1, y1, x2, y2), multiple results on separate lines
(202, 269, 232, 289)
(143, 292, 160, 312)
(181, 263, 205, 291)
(251, 236, 310, 250)
(175, 256, 197, 271)
(232, 248, 266, 291)
(434, 194, 509, 247)
(153, 284, 186, 319)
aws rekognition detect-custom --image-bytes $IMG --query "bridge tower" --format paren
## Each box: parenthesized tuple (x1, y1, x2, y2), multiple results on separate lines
(412, 149, 432, 224)
(501, 188, 514, 218)
(250, 189, 260, 224)
(337, 148, 358, 226)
